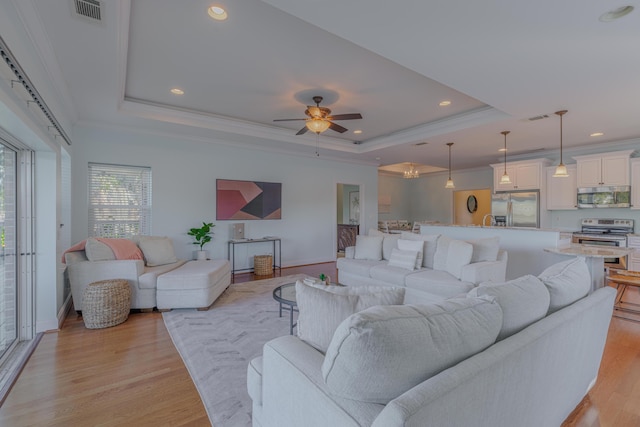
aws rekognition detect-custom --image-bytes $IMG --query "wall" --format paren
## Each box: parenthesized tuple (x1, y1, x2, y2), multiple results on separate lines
(453, 189, 491, 225)
(71, 125, 379, 270)
(378, 174, 412, 221)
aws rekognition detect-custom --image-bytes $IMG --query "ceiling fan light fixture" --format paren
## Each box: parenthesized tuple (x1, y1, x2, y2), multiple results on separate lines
(306, 118, 331, 134)
(553, 110, 569, 178)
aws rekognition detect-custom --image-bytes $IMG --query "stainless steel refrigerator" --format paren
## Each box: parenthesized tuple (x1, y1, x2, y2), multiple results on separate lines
(491, 191, 539, 228)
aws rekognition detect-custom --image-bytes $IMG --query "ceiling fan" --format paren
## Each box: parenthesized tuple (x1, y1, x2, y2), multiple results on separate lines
(274, 96, 362, 135)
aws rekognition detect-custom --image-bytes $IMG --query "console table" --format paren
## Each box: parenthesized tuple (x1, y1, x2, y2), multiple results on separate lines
(228, 237, 281, 282)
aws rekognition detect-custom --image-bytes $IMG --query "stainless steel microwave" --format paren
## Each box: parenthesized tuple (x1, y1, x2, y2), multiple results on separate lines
(577, 186, 631, 208)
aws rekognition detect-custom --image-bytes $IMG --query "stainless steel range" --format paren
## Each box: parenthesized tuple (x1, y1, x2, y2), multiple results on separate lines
(572, 218, 634, 270)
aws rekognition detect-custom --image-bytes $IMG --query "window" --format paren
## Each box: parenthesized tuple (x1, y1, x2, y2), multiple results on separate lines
(88, 163, 152, 238)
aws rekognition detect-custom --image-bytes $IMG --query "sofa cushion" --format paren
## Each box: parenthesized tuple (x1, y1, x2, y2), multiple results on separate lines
(138, 237, 179, 266)
(538, 258, 591, 314)
(354, 235, 383, 261)
(295, 281, 404, 353)
(387, 248, 418, 270)
(138, 260, 187, 289)
(469, 275, 550, 340)
(322, 297, 503, 404)
(85, 237, 116, 261)
(368, 229, 402, 261)
(432, 235, 453, 270)
(405, 270, 476, 298)
(369, 263, 417, 285)
(397, 239, 423, 269)
(247, 356, 263, 405)
(444, 240, 473, 279)
(336, 257, 385, 277)
(400, 232, 439, 268)
(467, 236, 500, 262)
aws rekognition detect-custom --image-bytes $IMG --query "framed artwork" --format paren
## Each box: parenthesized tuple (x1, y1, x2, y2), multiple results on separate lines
(349, 191, 360, 223)
(216, 179, 282, 220)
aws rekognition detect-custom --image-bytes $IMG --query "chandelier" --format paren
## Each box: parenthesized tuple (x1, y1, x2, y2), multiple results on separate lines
(403, 163, 420, 179)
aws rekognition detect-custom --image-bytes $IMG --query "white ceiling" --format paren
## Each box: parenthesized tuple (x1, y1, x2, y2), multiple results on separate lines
(22, 0, 640, 171)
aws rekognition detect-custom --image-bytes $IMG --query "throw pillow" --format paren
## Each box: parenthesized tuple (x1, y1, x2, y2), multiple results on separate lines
(468, 275, 550, 340)
(399, 232, 440, 268)
(467, 236, 500, 262)
(322, 296, 503, 404)
(444, 240, 473, 279)
(295, 281, 405, 353)
(538, 258, 591, 314)
(387, 248, 418, 270)
(85, 238, 116, 261)
(354, 235, 383, 261)
(368, 229, 401, 261)
(397, 239, 424, 269)
(432, 235, 453, 270)
(138, 237, 179, 266)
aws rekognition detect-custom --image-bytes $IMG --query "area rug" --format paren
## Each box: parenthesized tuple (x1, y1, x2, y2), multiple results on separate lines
(162, 274, 309, 427)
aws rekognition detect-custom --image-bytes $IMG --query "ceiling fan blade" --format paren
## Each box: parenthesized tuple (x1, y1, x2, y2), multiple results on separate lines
(329, 122, 348, 133)
(273, 118, 307, 122)
(296, 126, 309, 135)
(328, 113, 362, 121)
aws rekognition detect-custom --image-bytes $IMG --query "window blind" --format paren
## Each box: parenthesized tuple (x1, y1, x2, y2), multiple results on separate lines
(88, 163, 152, 238)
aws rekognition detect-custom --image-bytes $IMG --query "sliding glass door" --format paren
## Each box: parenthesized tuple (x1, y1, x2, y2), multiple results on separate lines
(0, 143, 17, 360)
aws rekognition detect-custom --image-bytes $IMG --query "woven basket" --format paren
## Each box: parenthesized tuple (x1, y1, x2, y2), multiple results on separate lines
(82, 279, 131, 329)
(254, 255, 273, 276)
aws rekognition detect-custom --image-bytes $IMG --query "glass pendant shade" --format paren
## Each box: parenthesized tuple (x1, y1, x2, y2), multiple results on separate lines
(553, 110, 569, 178)
(445, 178, 455, 189)
(500, 171, 512, 184)
(553, 163, 569, 177)
(306, 118, 331, 134)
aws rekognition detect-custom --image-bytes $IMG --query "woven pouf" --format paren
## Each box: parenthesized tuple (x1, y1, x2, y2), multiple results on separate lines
(254, 255, 273, 276)
(82, 279, 131, 329)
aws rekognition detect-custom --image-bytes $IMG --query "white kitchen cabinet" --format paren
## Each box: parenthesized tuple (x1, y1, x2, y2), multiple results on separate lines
(491, 159, 550, 191)
(631, 158, 640, 210)
(573, 150, 633, 187)
(546, 164, 577, 210)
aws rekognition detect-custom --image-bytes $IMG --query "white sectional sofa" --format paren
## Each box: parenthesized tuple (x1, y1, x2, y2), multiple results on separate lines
(248, 258, 616, 427)
(65, 236, 230, 311)
(337, 230, 508, 303)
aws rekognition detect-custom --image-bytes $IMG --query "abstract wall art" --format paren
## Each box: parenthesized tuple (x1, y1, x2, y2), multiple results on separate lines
(216, 179, 282, 220)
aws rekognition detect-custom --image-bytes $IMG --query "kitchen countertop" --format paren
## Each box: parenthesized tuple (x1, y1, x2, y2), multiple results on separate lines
(544, 244, 633, 258)
(431, 224, 578, 233)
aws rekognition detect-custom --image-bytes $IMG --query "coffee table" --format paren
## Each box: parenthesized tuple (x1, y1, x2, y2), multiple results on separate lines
(273, 283, 298, 335)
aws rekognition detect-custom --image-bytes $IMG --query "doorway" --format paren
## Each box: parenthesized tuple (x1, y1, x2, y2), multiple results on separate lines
(336, 183, 360, 255)
(453, 189, 491, 225)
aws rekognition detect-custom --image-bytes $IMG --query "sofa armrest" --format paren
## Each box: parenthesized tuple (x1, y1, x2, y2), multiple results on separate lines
(260, 335, 383, 427)
(345, 246, 355, 259)
(68, 259, 145, 311)
(460, 250, 508, 284)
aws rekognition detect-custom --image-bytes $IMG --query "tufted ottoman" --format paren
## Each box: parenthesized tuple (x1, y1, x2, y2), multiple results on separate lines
(156, 259, 231, 311)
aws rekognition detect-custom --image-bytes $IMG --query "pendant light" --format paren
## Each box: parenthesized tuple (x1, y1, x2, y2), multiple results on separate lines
(445, 142, 455, 189)
(553, 110, 569, 177)
(499, 131, 512, 184)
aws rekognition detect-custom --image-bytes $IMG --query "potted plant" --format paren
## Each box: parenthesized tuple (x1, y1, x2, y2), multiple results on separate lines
(188, 222, 215, 260)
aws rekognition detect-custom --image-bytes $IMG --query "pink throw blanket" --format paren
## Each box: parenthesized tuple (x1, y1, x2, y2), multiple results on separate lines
(62, 238, 143, 263)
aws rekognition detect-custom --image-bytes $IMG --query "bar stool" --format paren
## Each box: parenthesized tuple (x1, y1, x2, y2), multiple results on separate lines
(606, 272, 640, 320)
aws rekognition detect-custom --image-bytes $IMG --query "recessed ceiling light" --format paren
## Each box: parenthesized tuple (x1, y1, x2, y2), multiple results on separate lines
(439, 100, 451, 106)
(170, 88, 184, 95)
(208, 5, 228, 21)
(353, 130, 362, 134)
(498, 148, 507, 152)
(599, 5, 634, 22)
(590, 132, 604, 137)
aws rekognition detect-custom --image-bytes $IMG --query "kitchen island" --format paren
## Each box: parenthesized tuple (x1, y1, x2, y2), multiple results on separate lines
(544, 245, 634, 293)
(420, 224, 576, 280)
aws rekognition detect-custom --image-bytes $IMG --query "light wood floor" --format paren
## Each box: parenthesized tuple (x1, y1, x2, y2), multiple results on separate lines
(0, 262, 638, 426)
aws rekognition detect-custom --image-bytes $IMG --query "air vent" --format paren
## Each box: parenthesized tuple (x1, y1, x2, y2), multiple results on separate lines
(414, 142, 428, 146)
(72, 0, 102, 22)
(528, 114, 549, 121)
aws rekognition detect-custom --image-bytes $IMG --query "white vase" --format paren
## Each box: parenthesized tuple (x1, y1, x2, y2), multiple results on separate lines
(195, 250, 208, 260)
